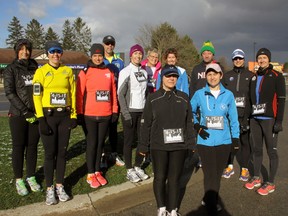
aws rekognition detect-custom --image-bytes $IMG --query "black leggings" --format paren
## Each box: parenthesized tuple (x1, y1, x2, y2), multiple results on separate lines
(9, 115, 40, 179)
(121, 112, 144, 169)
(41, 113, 71, 186)
(250, 118, 278, 183)
(85, 117, 110, 173)
(151, 149, 187, 212)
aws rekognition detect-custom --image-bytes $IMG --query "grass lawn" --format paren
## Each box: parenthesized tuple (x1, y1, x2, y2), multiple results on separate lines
(0, 116, 152, 210)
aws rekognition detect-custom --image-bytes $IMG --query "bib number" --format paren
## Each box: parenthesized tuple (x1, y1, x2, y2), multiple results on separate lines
(50, 93, 67, 106)
(96, 90, 110, 102)
(163, 128, 184, 144)
(252, 103, 266, 115)
(235, 97, 245, 108)
(206, 116, 224, 130)
(134, 71, 147, 82)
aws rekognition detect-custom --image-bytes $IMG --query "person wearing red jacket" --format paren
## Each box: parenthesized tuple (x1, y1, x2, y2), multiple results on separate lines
(76, 43, 118, 189)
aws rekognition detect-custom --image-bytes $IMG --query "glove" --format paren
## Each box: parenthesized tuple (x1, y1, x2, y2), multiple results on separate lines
(273, 120, 283, 133)
(194, 123, 210, 140)
(231, 138, 240, 154)
(111, 113, 119, 123)
(124, 118, 133, 127)
(38, 117, 52, 135)
(24, 112, 37, 124)
(69, 118, 78, 129)
(77, 114, 85, 125)
(240, 120, 250, 133)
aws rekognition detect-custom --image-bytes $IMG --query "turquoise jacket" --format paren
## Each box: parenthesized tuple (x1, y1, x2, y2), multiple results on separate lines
(190, 83, 239, 146)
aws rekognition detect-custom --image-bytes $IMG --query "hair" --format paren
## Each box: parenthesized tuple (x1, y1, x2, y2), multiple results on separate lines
(147, 48, 159, 57)
(163, 48, 178, 60)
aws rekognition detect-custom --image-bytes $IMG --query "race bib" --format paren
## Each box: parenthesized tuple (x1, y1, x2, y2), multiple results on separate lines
(50, 93, 67, 106)
(163, 128, 184, 144)
(235, 97, 245, 108)
(252, 103, 266, 115)
(206, 116, 224, 130)
(96, 90, 110, 102)
(134, 71, 147, 82)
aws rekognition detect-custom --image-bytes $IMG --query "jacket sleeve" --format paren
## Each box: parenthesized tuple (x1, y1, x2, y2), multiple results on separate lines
(3, 65, 29, 114)
(185, 98, 196, 150)
(32, 68, 45, 118)
(228, 93, 240, 138)
(110, 72, 119, 113)
(76, 70, 86, 115)
(177, 70, 190, 96)
(117, 70, 131, 120)
(275, 72, 286, 122)
(190, 92, 200, 125)
(138, 94, 153, 153)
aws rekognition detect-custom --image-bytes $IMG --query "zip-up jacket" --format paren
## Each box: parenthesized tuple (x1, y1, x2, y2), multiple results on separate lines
(191, 83, 239, 146)
(4, 59, 38, 116)
(139, 88, 196, 152)
(223, 67, 254, 118)
(156, 66, 189, 96)
(32, 63, 77, 119)
(117, 62, 148, 120)
(141, 59, 162, 93)
(249, 64, 286, 121)
(76, 62, 118, 117)
(104, 54, 124, 87)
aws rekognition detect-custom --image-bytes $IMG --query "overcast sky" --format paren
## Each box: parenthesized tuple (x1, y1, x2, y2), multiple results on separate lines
(1, 0, 288, 65)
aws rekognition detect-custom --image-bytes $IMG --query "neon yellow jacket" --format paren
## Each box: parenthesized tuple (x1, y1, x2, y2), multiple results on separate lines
(32, 63, 76, 119)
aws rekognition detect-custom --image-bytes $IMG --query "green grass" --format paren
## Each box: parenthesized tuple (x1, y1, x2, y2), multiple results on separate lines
(0, 116, 152, 210)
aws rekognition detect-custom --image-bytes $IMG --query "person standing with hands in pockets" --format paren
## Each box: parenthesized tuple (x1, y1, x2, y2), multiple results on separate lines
(33, 41, 77, 205)
(191, 63, 239, 215)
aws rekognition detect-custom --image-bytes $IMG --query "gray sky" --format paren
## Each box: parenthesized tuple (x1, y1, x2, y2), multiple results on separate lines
(1, 0, 288, 64)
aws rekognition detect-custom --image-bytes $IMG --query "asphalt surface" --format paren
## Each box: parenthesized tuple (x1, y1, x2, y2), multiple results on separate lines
(0, 84, 287, 216)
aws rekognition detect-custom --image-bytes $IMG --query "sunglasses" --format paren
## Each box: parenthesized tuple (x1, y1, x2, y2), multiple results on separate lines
(233, 57, 244, 61)
(48, 49, 63, 54)
(104, 42, 115, 46)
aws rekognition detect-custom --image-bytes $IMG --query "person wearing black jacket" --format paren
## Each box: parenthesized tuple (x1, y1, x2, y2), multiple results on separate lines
(139, 65, 196, 216)
(222, 49, 254, 181)
(3, 39, 41, 196)
(244, 48, 286, 196)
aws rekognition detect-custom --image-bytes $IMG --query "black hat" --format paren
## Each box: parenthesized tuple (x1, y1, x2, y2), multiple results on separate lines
(90, 43, 104, 57)
(103, 35, 115, 45)
(45, 41, 63, 53)
(256, 48, 271, 62)
(14, 39, 32, 58)
(161, 65, 179, 78)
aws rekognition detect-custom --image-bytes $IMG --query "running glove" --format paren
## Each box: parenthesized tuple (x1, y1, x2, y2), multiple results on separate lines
(24, 112, 37, 124)
(111, 113, 119, 123)
(194, 123, 210, 140)
(69, 118, 78, 129)
(273, 120, 283, 133)
(231, 138, 240, 154)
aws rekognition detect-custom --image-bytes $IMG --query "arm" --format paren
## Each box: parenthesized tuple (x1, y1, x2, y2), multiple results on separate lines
(155, 71, 161, 90)
(69, 69, 77, 119)
(110, 72, 119, 114)
(76, 70, 86, 115)
(176, 69, 189, 96)
(117, 70, 131, 120)
(32, 68, 45, 118)
(228, 94, 240, 139)
(186, 99, 196, 150)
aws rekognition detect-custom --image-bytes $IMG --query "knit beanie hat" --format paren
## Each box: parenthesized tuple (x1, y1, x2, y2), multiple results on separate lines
(14, 39, 32, 58)
(90, 43, 104, 57)
(45, 41, 63, 53)
(256, 48, 271, 62)
(129, 44, 144, 57)
(232, 49, 245, 60)
(200, 40, 215, 55)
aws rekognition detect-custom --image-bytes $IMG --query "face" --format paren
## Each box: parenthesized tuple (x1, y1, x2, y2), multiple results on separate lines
(202, 51, 214, 64)
(206, 71, 222, 89)
(103, 42, 115, 56)
(162, 74, 178, 91)
(147, 52, 159, 67)
(233, 57, 245, 67)
(91, 54, 104, 65)
(166, 53, 177, 65)
(257, 55, 269, 69)
(47, 49, 63, 67)
(18, 45, 30, 60)
(130, 51, 143, 65)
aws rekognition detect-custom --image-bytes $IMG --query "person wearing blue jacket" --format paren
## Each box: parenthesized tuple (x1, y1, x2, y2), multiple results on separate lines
(191, 63, 240, 215)
(155, 48, 189, 96)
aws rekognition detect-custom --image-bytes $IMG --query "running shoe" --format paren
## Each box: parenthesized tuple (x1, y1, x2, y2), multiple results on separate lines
(26, 176, 41, 192)
(170, 208, 181, 216)
(239, 168, 250, 182)
(244, 177, 261, 190)
(115, 155, 125, 166)
(56, 185, 70, 202)
(87, 174, 101, 188)
(95, 172, 107, 186)
(126, 168, 141, 183)
(257, 182, 275, 195)
(222, 167, 235, 178)
(46, 185, 57, 205)
(201, 200, 222, 212)
(16, 179, 28, 196)
(157, 207, 168, 216)
(134, 166, 149, 180)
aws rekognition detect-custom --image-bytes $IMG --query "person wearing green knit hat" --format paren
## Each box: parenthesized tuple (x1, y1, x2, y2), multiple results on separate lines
(200, 40, 215, 55)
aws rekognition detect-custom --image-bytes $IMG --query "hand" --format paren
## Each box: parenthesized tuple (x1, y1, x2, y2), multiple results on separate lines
(77, 114, 84, 125)
(273, 120, 283, 133)
(111, 113, 119, 123)
(124, 118, 133, 127)
(194, 123, 210, 140)
(24, 112, 37, 124)
(38, 117, 52, 135)
(69, 118, 78, 129)
(139, 152, 147, 156)
(231, 138, 240, 154)
(240, 121, 250, 133)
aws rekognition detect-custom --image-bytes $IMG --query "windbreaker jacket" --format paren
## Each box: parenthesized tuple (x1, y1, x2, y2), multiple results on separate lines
(117, 62, 148, 120)
(4, 59, 38, 116)
(191, 83, 239, 146)
(139, 88, 196, 152)
(104, 54, 125, 87)
(249, 64, 286, 121)
(141, 59, 162, 93)
(76, 65, 118, 117)
(32, 63, 77, 119)
(156, 66, 190, 96)
(223, 67, 254, 118)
